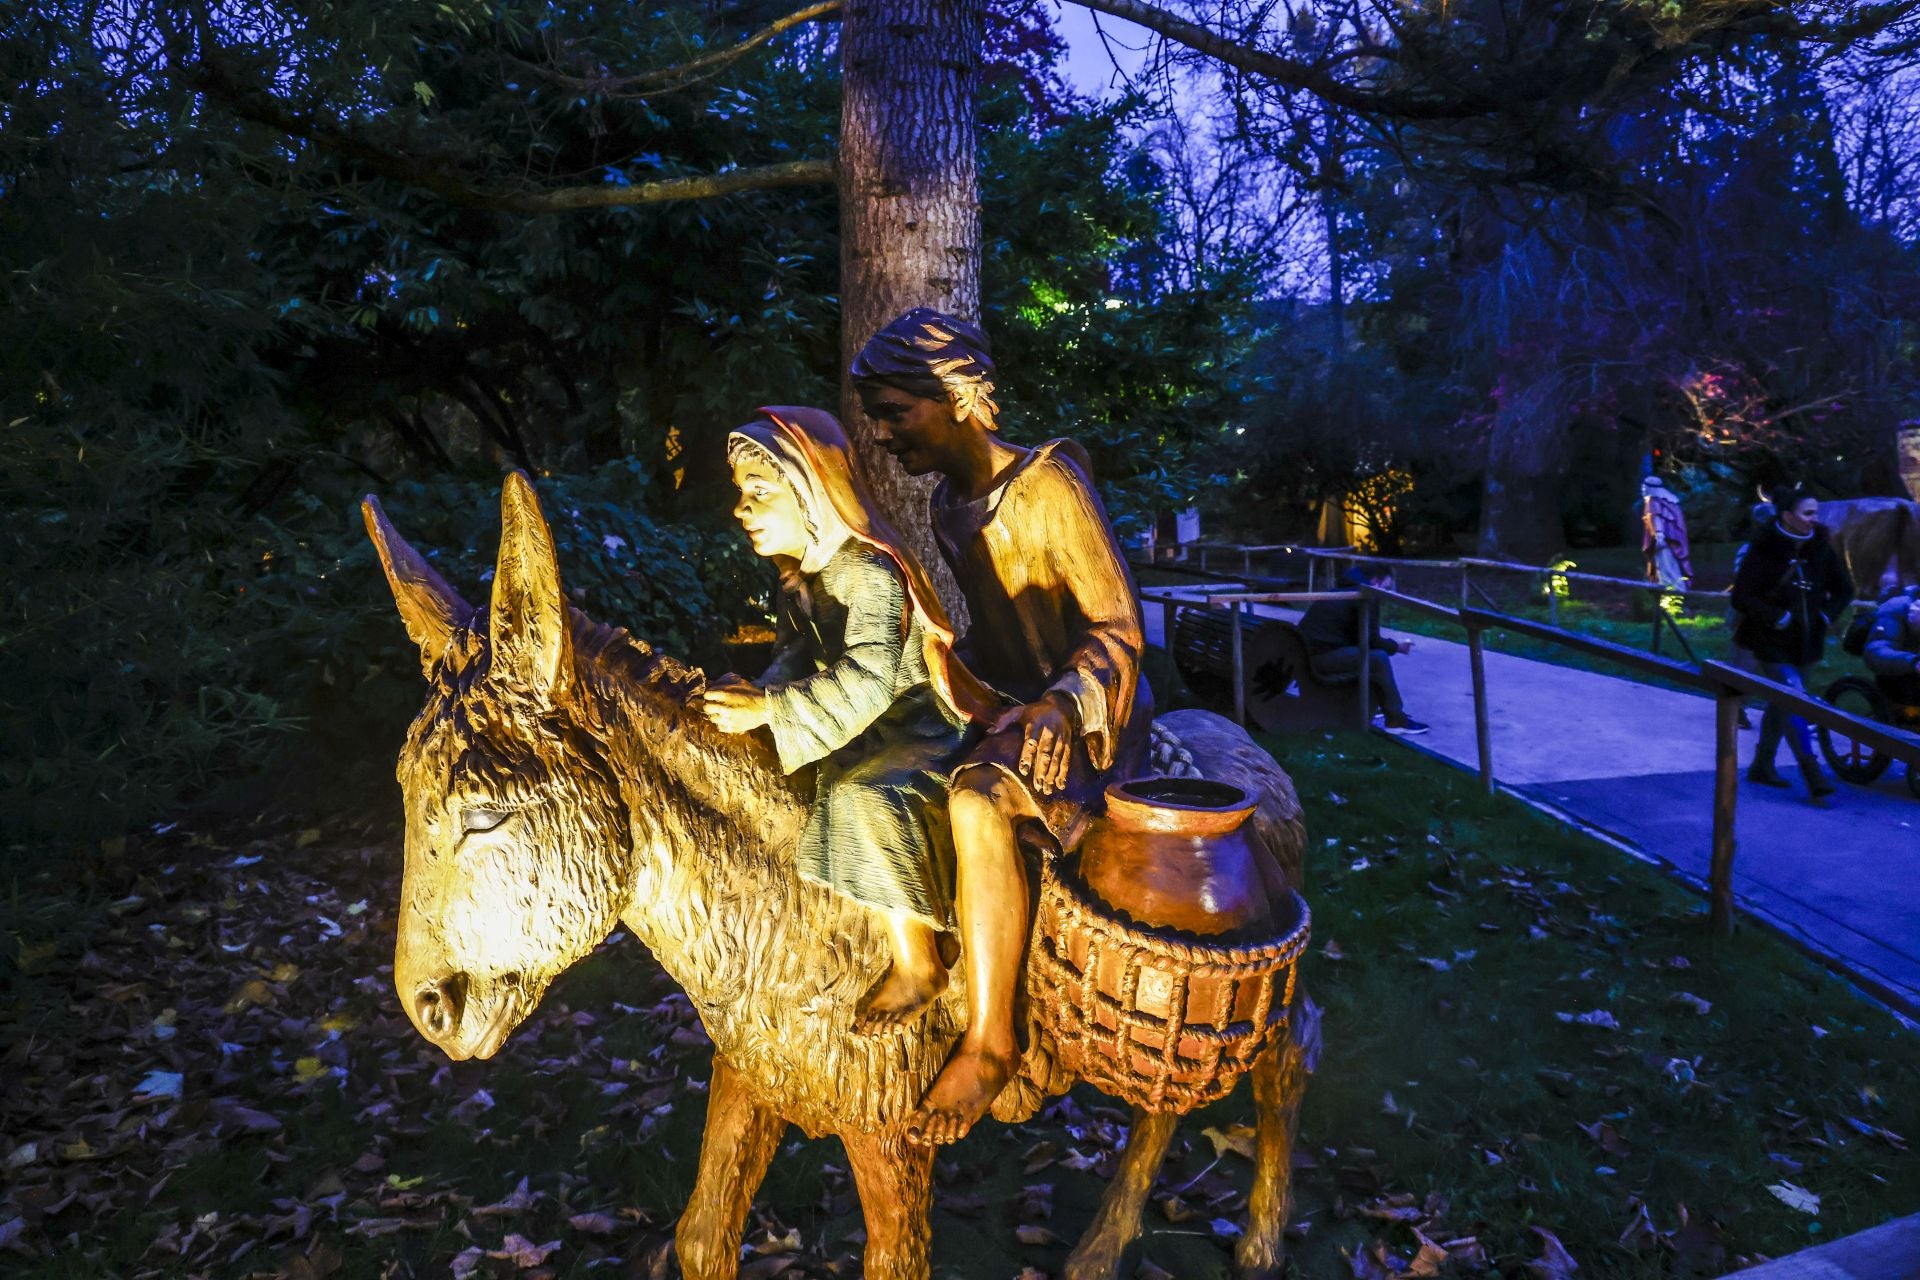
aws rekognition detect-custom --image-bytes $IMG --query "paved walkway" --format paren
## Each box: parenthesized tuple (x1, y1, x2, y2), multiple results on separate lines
(1143, 589, 1920, 1015)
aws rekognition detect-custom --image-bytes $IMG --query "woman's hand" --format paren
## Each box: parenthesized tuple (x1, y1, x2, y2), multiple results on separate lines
(702, 676, 770, 735)
(991, 692, 1075, 796)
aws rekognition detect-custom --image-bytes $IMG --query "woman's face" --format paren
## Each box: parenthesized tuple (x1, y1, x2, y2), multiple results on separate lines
(731, 455, 808, 561)
(1781, 497, 1819, 535)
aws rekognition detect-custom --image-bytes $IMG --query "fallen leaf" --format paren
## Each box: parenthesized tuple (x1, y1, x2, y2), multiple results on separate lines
(224, 978, 277, 1014)
(1525, 1226, 1580, 1278)
(449, 1246, 486, 1279)
(1203, 1124, 1258, 1160)
(1555, 1009, 1619, 1031)
(567, 1211, 624, 1235)
(489, 1233, 561, 1267)
(1767, 1181, 1820, 1214)
(211, 1097, 281, 1134)
(1618, 1202, 1657, 1252)
(1669, 992, 1712, 1016)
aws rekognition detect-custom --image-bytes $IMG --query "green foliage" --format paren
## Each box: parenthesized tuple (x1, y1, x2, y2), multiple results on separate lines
(1, 438, 765, 841)
(982, 91, 1262, 538)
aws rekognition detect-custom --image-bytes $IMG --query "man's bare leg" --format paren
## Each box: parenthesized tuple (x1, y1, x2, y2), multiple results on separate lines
(907, 766, 1034, 1146)
(853, 912, 948, 1034)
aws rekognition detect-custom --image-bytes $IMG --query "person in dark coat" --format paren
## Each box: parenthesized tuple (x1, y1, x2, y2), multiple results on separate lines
(1730, 484, 1854, 802)
(1863, 587, 1920, 706)
(1300, 567, 1428, 734)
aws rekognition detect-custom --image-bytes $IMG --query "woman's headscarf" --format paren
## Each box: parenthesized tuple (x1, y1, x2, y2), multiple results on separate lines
(734, 406, 1000, 726)
(848, 307, 1001, 427)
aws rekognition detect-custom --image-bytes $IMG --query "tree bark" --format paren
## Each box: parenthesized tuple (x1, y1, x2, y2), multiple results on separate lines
(1476, 364, 1575, 562)
(839, 0, 983, 617)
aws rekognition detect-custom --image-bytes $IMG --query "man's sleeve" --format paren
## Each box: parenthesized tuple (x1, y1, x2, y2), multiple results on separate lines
(1035, 456, 1143, 771)
(1863, 602, 1916, 681)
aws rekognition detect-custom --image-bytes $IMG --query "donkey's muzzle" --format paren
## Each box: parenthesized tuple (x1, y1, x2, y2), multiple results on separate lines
(413, 972, 470, 1041)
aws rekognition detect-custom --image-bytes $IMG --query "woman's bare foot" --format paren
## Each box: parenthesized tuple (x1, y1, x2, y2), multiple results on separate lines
(852, 962, 947, 1035)
(905, 1043, 1015, 1146)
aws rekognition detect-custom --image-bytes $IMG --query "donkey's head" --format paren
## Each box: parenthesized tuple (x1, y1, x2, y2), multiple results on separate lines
(365, 473, 634, 1060)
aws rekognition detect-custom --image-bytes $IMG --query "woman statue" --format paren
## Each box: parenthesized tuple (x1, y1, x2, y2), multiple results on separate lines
(700, 406, 990, 1031)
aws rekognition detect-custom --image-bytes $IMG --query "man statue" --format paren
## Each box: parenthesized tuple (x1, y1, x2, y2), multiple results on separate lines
(1641, 474, 1693, 592)
(850, 308, 1150, 1146)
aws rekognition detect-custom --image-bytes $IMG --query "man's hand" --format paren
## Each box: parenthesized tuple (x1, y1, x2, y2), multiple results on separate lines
(702, 675, 770, 735)
(991, 693, 1075, 796)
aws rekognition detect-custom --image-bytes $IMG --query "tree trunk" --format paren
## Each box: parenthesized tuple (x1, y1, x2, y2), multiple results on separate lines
(1476, 364, 1574, 562)
(839, 0, 983, 617)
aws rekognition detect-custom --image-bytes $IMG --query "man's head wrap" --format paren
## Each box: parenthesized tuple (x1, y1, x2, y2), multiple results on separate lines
(849, 307, 1001, 427)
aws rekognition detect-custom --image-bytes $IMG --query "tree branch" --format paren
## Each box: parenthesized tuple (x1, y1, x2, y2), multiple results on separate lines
(1059, 0, 1503, 119)
(494, 160, 836, 212)
(188, 56, 834, 213)
(528, 0, 843, 97)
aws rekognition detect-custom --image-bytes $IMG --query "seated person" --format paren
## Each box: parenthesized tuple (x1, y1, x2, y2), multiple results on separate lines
(701, 407, 975, 1034)
(1299, 567, 1427, 734)
(1864, 586, 1920, 706)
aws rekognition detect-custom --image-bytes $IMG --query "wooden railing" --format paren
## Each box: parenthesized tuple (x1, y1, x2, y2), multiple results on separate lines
(1138, 575, 1920, 939)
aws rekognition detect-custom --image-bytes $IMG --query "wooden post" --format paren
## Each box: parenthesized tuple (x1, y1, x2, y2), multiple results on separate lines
(1458, 563, 1469, 607)
(1306, 558, 1316, 593)
(1243, 547, 1253, 577)
(1199, 545, 1209, 572)
(1709, 688, 1741, 936)
(1357, 599, 1374, 731)
(1161, 598, 1178, 707)
(1650, 604, 1662, 656)
(1467, 625, 1493, 795)
(1230, 600, 1247, 728)
(1547, 575, 1559, 628)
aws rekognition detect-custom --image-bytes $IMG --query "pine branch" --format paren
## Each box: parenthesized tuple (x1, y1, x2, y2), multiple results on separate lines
(527, 0, 843, 98)
(188, 57, 835, 213)
(1059, 0, 1502, 120)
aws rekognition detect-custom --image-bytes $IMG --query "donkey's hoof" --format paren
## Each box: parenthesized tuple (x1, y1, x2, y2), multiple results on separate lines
(1062, 1230, 1135, 1280)
(1234, 1233, 1285, 1280)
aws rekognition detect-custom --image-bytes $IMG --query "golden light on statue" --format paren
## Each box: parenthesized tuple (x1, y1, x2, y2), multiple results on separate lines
(364, 311, 1316, 1280)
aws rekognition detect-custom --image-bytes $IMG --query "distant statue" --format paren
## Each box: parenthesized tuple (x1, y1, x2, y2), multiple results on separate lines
(1640, 474, 1692, 592)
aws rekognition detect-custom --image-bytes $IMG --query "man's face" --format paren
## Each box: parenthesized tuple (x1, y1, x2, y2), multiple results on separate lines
(856, 382, 969, 477)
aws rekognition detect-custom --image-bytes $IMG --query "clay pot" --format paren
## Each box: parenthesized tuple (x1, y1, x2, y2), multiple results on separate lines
(1077, 776, 1272, 937)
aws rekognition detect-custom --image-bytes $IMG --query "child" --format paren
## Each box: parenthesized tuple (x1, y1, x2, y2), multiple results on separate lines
(701, 407, 986, 1033)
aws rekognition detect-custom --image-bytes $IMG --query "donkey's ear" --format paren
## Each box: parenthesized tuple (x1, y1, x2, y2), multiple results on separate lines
(490, 471, 573, 701)
(363, 495, 474, 677)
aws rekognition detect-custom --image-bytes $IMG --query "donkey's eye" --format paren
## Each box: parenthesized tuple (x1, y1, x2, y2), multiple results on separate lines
(461, 807, 512, 835)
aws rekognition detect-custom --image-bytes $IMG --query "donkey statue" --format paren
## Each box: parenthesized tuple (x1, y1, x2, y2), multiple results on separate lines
(365, 472, 1312, 1280)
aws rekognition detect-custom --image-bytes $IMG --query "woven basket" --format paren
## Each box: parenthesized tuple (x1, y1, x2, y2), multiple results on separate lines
(1030, 858, 1310, 1114)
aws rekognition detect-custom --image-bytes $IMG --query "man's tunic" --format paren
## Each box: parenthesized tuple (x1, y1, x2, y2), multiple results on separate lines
(930, 440, 1150, 846)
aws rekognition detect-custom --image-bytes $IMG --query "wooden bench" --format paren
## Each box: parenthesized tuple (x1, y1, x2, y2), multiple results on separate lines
(1172, 607, 1367, 734)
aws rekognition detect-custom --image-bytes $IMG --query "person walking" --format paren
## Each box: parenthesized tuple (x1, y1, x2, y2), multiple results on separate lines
(1730, 484, 1854, 805)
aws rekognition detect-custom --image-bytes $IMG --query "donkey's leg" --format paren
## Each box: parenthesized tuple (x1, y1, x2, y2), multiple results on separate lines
(673, 1058, 788, 1280)
(1236, 1033, 1309, 1280)
(1063, 1107, 1179, 1280)
(839, 1127, 935, 1280)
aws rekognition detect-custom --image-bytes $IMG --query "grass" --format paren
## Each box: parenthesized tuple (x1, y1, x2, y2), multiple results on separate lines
(3, 736, 1916, 1279)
